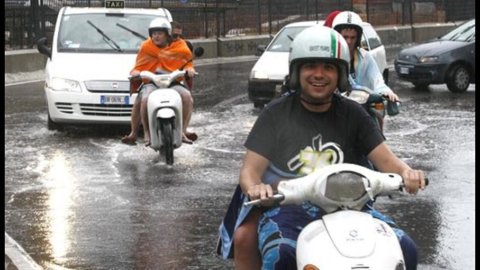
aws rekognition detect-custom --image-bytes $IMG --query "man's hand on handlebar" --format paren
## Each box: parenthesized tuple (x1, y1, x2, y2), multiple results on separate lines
(185, 67, 196, 78)
(401, 169, 427, 194)
(246, 183, 277, 207)
(384, 89, 400, 102)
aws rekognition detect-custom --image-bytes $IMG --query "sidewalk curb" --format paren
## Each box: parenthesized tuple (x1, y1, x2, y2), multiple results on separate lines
(5, 232, 43, 270)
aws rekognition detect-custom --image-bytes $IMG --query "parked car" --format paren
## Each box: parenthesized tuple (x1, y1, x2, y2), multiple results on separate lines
(36, 6, 172, 130)
(394, 19, 475, 92)
(247, 20, 389, 108)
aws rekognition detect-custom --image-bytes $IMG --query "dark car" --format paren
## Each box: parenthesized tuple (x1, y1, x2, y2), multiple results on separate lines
(394, 19, 475, 92)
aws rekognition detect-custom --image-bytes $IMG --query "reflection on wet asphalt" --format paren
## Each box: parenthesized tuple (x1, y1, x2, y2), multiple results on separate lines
(5, 64, 475, 269)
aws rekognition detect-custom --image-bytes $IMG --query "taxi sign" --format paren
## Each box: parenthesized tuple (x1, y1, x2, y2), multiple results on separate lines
(105, 0, 125, 8)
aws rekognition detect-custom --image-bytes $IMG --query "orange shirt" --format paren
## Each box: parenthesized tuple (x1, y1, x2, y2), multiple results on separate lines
(131, 38, 193, 74)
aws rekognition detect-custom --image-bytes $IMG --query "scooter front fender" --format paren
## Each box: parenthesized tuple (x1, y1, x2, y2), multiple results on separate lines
(147, 89, 183, 149)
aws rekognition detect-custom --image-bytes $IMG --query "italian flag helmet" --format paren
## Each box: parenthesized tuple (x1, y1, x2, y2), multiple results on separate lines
(288, 25, 351, 92)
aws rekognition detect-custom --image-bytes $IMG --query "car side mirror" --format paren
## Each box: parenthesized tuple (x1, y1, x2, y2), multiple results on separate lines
(36, 37, 52, 59)
(255, 44, 266, 56)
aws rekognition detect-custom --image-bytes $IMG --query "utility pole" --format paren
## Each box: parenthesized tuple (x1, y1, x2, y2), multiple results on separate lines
(267, 0, 272, 36)
(216, 0, 220, 37)
(204, 0, 208, 37)
(366, 0, 369, 22)
(257, 0, 261, 35)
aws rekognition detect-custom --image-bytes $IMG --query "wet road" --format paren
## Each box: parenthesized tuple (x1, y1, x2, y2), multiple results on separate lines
(5, 60, 475, 269)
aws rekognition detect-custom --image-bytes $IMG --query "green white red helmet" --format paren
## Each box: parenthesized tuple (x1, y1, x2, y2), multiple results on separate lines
(148, 17, 172, 37)
(332, 11, 364, 48)
(288, 25, 351, 92)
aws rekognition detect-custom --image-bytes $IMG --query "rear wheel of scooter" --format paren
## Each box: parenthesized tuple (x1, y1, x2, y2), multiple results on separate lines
(160, 120, 174, 165)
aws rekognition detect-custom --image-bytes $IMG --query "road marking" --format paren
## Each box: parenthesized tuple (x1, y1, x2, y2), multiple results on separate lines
(213, 93, 247, 108)
(5, 232, 43, 270)
(5, 80, 44, 87)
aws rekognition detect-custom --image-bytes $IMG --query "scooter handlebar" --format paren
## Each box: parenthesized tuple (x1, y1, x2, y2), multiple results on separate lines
(243, 194, 285, 207)
(242, 165, 429, 208)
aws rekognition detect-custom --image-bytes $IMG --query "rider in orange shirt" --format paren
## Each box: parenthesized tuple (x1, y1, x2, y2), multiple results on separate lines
(122, 18, 197, 146)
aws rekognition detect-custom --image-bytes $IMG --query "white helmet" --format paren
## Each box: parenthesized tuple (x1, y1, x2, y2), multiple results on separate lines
(332, 11, 363, 48)
(149, 17, 172, 37)
(288, 25, 351, 92)
(157, 8, 173, 22)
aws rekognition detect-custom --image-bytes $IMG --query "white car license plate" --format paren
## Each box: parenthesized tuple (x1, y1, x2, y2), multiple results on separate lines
(400, 67, 409, 74)
(100, 95, 129, 105)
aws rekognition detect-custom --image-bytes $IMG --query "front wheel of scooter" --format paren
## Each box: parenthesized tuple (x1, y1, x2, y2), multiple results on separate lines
(160, 120, 174, 165)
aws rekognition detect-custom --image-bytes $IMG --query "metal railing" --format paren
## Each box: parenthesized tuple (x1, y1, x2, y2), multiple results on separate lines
(5, 0, 475, 50)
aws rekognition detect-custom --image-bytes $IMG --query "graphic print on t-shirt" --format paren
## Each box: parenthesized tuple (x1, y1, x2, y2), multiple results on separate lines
(286, 134, 344, 175)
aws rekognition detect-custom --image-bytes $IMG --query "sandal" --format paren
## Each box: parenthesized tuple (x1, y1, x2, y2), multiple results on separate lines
(144, 137, 151, 147)
(121, 135, 136, 145)
(185, 131, 198, 142)
(182, 135, 193, 144)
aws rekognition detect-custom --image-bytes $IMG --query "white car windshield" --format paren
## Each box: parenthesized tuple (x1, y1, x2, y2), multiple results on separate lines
(267, 26, 310, 52)
(58, 13, 157, 53)
(361, 24, 382, 50)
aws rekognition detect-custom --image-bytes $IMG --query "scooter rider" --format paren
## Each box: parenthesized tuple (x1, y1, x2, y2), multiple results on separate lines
(171, 20, 195, 89)
(121, 17, 197, 146)
(332, 11, 400, 102)
(217, 25, 425, 270)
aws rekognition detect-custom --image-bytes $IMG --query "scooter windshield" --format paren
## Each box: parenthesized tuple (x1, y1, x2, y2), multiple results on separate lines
(324, 172, 368, 203)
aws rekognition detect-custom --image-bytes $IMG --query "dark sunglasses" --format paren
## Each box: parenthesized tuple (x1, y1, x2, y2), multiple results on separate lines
(172, 34, 183, 39)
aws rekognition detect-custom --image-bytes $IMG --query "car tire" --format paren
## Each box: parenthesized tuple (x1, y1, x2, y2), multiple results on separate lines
(413, 83, 430, 89)
(47, 113, 63, 131)
(383, 69, 389, 85)
(253, 102, 265, 109)
(446, 64, 470, 93)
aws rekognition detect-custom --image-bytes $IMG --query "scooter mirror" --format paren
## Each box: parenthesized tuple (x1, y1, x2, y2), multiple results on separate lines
(194, 47, 204, 58)
(179, 46, 204, 70)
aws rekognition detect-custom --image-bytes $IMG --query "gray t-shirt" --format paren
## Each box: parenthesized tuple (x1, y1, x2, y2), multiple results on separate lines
(245, 93, 384, 177)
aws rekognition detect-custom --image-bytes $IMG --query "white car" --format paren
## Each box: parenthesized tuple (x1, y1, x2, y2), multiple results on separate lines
(248, 21, 388, 108)
(37, 6, 172, 130)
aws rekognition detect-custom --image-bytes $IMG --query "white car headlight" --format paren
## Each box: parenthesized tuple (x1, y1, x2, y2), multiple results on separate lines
(251, 70, 269, 80)
(419, 56, 439, 63)
(50, 78, 82, 92)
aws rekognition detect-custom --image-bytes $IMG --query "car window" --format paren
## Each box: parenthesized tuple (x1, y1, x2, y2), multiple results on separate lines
(441, 19, 475, 42)
(361, 24, 382, 50)
(267, 26, 310, 52)
(58, 13, 157, 53)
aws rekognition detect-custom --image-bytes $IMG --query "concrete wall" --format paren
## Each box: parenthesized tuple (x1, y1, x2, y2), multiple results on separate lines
(411, 22, 459, 43)
(4, 22, 462, 74)
(375, 22, 459, 46)
(5, 49, 48, 74)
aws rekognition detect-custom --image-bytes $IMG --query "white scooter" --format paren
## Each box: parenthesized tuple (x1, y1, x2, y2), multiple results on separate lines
(245, 163, 427, 270)
(136, 47, 203, 165)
